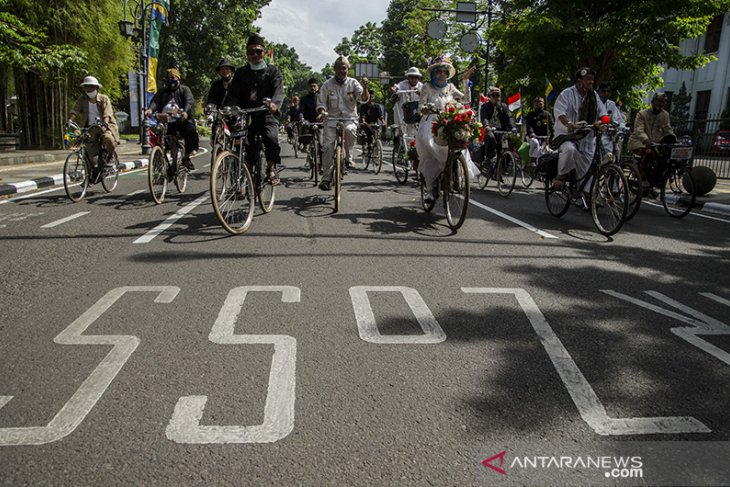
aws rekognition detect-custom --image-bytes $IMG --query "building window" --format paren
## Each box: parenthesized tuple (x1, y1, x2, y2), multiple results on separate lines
(694, 90, 712, 132)
(703, 15, 723, 53)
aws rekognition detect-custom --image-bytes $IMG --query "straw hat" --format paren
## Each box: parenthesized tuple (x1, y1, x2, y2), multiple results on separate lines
(425, 56, 455, 80)
(80, 76, 102, 88)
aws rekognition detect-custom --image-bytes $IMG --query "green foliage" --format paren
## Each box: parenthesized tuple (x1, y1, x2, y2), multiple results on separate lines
(489, 0, 730, 110)
(670, 82, 692, 121)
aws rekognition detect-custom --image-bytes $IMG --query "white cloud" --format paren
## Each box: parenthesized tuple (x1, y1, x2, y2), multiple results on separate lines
(256, 0, 391, 71)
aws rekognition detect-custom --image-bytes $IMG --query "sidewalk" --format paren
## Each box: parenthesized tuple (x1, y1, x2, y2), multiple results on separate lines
(1, 142, 730, 216)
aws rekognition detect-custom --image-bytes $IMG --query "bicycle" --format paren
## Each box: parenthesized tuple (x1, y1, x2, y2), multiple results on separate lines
(146, 113, 190, 204)
(62, 119, 119, 202)
(517, 135, 549, 189)
(302, 121, 323, 184)
(419, 139, 470, 231)
(602, 124, 642, 221)
(475, 129, 518, 197)
(542, 121, 629, 236)
(640, 139, 696, 218)
(287, 120, 300, 159)
(206, 103, 232, 166)
(360, 122, 383, 174)
(391, 96, 420, 185)
(210, 101, 275, 234)
(321, 114, 355, 213)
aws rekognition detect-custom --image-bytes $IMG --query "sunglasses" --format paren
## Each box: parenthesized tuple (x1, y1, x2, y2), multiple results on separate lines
(247, 48, 264, 55)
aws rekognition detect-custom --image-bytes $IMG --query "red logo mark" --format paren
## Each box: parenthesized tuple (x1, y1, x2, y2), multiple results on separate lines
(482, 450, 507, 475)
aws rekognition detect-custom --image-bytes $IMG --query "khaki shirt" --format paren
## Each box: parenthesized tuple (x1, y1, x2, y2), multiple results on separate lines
(628, 108, 674, 152)
(71, 93, 120, 143)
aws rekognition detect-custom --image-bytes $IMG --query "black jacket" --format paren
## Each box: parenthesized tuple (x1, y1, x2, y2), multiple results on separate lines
(206, 79, 230, 108)
(149, 85, 195, 118)
(525, 109, 553, 137)
(300, 92, 318, 123)
(225, 65, 284, 122)
(480, 102, 514, 131)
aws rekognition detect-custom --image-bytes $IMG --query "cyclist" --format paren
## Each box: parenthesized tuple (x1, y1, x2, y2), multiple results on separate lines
(392, 66, 422, 137)
(299, 78, 320, 151)
(359, 91, 385, 151)
(627, 92, 676, 186)
(524, 96, 553, 163)
(145, 68, 199, 170)
(285, 95, 302, 144)
(206, 58, 235, 108)
(316, 54, 370, 191)
(225, 34, 285, 185)
(479, 86, 515, 163)
(416, 56, 476, 205)
(551, 67, 607, 190)
(68, 75, 119, 168)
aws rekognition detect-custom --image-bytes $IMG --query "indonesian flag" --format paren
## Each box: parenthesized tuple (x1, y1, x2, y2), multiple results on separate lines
(269, 47, 274, 64)
(479, 93, 489, 104)
(508, 92, 521, 112)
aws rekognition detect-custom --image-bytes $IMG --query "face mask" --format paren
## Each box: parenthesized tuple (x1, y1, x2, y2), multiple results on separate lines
(222, 75, 232, 82)
(167, 79, 180, 89)
(86, 90, 98, 99)
(250, 60, 267, 70)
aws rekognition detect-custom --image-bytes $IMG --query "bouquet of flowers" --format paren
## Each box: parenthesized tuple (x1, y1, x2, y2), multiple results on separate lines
(406, 139, 418, 163)
(431, 102, 485, 148)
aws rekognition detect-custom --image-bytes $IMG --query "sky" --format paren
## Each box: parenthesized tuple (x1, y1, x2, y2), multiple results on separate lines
(256, 0, 392, 72)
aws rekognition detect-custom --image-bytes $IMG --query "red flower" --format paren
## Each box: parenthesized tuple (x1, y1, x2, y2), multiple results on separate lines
(448, 106, 455, 113)
(409, 140, 416, 147)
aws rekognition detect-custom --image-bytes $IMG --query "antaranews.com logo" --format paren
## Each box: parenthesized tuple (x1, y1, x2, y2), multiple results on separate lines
(483, 451, 644, 479)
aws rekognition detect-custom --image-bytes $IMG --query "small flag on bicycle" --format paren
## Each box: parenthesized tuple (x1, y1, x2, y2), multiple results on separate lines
(508, 92, 521, 112)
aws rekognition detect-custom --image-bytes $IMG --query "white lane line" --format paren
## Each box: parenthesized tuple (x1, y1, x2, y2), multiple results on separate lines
(133, 194, 209, 244)
(468, 197, 558, 239)
(127, 189, 146, 196)
(40, 211, 90, 228)
(642, 200, 730, 223)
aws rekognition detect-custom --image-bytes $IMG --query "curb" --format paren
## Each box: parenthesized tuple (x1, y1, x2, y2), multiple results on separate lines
(0, 158, 148, 197)
(698, 201, 730, 217)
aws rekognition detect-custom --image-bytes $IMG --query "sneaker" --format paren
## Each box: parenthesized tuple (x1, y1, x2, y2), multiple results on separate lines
(182, 157, 195, 170)
(424, 190, 435, 205)
(319, 180, 331, 191)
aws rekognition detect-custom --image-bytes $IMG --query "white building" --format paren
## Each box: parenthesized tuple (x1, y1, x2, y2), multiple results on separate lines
(661, 13, 730, 119)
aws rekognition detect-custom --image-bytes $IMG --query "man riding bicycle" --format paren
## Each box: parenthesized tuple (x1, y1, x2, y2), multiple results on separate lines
(627, 92, 676, 187)
(392, 67, 422, 137)
(524, 96, 553, 164)
(299, 78, 320, 151)
(359, 91, 384, 148)
(225, 34, 285, 186)
(479, 86, 515, 163)
(316, 54, 370, 191)
(145, 68, 199, 170)
(68, 75, 119, 168)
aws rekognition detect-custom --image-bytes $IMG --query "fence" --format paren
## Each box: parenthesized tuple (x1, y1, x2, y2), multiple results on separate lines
(672, 113, 730, 178)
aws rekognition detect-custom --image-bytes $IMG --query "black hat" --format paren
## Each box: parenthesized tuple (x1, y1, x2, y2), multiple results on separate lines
(247, 34, 265, 47)
(216, 58, 235, 72)
(598, 81, 612, 90)
(574, 67, 596, 82)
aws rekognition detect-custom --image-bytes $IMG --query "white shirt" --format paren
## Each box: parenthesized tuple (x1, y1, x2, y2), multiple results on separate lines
(418, 80, 470, 113)
(553, 85, 607, 136)
(87, 102, 100, 126)
(316, 76, 366, 121)
(395, 79, 422, 105)
(604, 99, 626, 127)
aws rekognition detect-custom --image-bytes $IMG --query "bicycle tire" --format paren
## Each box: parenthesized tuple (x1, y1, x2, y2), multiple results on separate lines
(591, 163, 628, 236)
(420, 175, 435, 212)
(661, 166, 695, 218)
(63, 151, 89, 202)
(477, 159, 492, 190)
(373, 139, 383, 174)
(334, 144, 342, 213)
(621, 161, 642, 221)
(392, 139, 408, 185)
(257, 149, 276, 213)
(101, 151, 119, 193)
(496, 151, 517, 197)
(362, 143, 371, 170)
(292, 133, 298, 159)
(520, 160, 535, 189)
(210, 150, 254, 234)
(148, 146, 167, 204)
(545, 179, 570, 217)
(443, 152, 470, 230)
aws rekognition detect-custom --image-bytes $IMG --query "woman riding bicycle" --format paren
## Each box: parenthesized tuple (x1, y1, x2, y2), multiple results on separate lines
(416, 56, 476, 205)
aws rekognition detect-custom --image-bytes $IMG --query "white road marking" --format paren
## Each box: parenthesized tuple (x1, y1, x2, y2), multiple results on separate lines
(602, 290, 730, 366)
(467, 198, 558, 238)
(350, 286, 446, 344)
(133, 194, 209, 244)
(167, 286, 299, 444)
(463, 287, 710, 435)
(642, 200, 730, 223)
(0, 286, 180, 445)
(40, 211, 90, 228)
(127, 189, 146, 196)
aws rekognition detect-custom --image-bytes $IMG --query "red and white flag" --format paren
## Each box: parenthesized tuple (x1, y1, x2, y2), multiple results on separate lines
(269, 47, 274, 64)
(508, 92, 521, 111)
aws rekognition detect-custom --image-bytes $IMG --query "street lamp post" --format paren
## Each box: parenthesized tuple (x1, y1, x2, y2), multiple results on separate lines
(118, 0, 152, 155)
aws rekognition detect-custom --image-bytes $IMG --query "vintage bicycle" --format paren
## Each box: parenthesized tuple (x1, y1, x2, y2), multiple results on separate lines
(301, 121, 323, 184)
(146, 113, 190, 204)
(209, 101, 276, 234)
(475, 129, 518, 197)
(62, 119, 119, 202)
(321, 115, 355, 213)
(391, 95, 420, 185)
(639, 138, 696, 218)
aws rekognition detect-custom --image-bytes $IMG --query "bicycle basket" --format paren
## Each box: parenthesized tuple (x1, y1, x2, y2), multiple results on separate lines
(402, 101, 420, 124)
(536, 152, 559, 179)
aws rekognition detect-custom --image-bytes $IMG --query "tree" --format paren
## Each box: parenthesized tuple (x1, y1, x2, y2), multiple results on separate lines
(489, 0, 730, 109)
(670, 82, 692, 121)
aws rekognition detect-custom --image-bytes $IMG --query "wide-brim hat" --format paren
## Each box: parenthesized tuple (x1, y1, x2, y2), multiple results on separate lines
(404, 66, 422, 78)
(216, 58, 235, 73)
(80, 76, 101, 88)
(425, 56, 455, 80)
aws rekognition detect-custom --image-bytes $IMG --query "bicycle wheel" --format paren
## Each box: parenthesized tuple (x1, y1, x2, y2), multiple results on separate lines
(210, 150, 254, 234)
(661, 166, 695, 218)
(101, 151, 119, 193)
(292, 133, 298, 159)
(545, 179, 570, 217)
(147, 146, 167, 204)
(444, 152, 470, 230)
(256, 149, 276, 213)
(591, 163, 628, 236)
(621, 161, 642, 221)
(334, 144, 342, 213)
(520, 160, 536, 189)
(420, 175, 435, 212)
(392, 140, 408, 185)
(373, 139, 383, 174)
(362, 143, 371, 170)
(496, 151, 517, 197)
(476, 159, 492, 190)
(63, 151, 89, 202)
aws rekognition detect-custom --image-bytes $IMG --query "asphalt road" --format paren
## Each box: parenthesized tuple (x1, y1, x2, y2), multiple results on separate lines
(1, 138, 729, 486)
